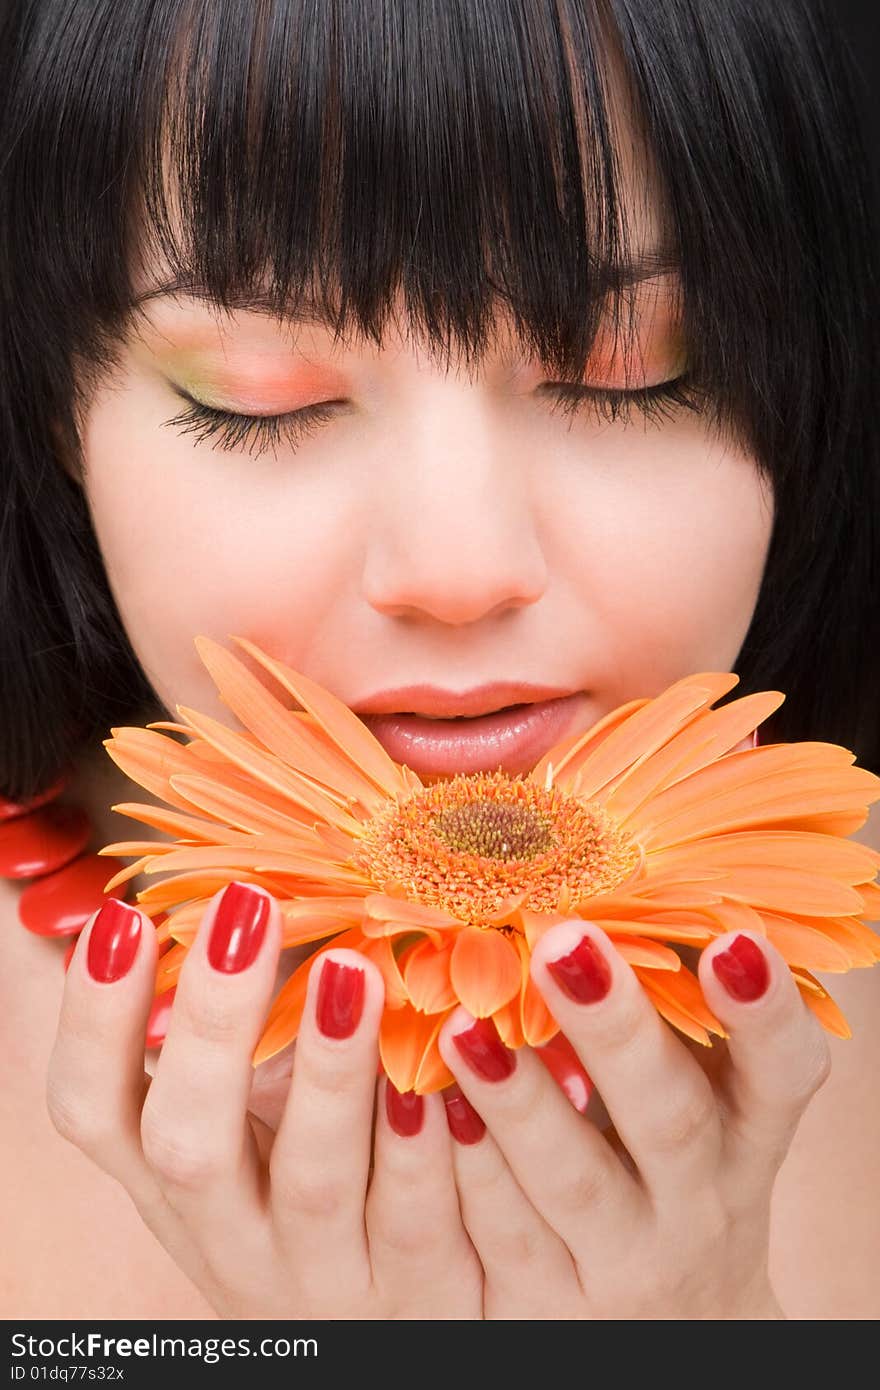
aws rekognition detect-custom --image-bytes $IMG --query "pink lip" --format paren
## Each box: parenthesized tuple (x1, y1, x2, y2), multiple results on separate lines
(359, 692, 590, 777)
(350, 680, 578, 719)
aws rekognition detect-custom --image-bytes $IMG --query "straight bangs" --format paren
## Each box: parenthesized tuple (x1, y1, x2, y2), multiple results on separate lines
(1, 0, 878, 802)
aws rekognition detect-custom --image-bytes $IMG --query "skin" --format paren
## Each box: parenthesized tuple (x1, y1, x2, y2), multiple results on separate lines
(4, 49, 880, 1318)
(17, 277, 846, 1319)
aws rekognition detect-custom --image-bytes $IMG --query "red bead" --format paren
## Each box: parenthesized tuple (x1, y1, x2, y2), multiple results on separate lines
(0, 770, 71, 822)
(146, 987, 177, 1048)
(17, 852, 131, 937)
(0, 803, 92, 880)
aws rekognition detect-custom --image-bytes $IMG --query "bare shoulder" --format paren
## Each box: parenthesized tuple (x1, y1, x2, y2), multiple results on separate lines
(767, 802, 880, 1320)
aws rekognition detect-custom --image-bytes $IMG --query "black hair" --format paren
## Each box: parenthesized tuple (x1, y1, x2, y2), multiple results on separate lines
(1, 0, 878, 803)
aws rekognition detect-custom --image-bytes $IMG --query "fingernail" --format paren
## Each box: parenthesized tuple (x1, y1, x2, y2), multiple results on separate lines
(86, 898, 142, 983)
(444, 1084, 486, 1145)
(536, 1032, 593, 1113)
(711, 934, 770, 1002)
(452, 1015, 516, 1082)
(208, 882, 270, 974)
(316, 957, 365, 1038)
(385, 1081, 424, 1137)
(546, 933, 612, 1004)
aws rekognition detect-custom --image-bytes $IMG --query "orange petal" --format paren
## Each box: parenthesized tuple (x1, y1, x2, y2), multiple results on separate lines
(192, 636, 391, 815)
(565, 913, 716, 945)
(635, 962, 727, 1039)
(227, 634, 410, 801)
(604, 690, 785, 823)
(858, 880, 880, 921)
(414, 1036, 456, 1094)
(107, 800, 245, 842)
(168, 774, 324, 839)
(364, 892, 458, 931)
(450, 927, 523, 1016)
(513, 935, 560, 1046)
(102, 727, 218, 815)
(817, 915, 880, 964)
(612, 937, 682, 971)
(639, 980, 712, 1046)
(565, 675, 740, 799)
(379, 1004, 450, 1092)
(649, 831, 880, 883)
(359, 935, 410, 1010)
(531, 697, 652, 788)
(155, 941, 188, 992)
(134, 868, 277, 910)
(795, 974, 852, 1039)
(634, 752, 880, 848)
(404, 938, 458, 1013)
(761, 914, 854, 972)
(174, 702, 365, 836)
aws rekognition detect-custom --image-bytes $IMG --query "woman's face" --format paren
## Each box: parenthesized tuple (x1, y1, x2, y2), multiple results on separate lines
(77, 271, 773, 763)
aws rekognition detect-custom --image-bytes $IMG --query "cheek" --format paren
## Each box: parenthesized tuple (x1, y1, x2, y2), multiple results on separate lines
(554, 418, 773, 687)
(79, 380, 354, 721)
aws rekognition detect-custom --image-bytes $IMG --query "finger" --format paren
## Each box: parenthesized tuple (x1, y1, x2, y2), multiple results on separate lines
(699, 931, 832, 1199)
(47, 899, 249, 1292)
(269, 948, 384, 1293)
(140, 882, 281, 1253)
(529, 920, 724, 1200)
(441, 1085, 583, 1317)
(46, 896, 159, 1201)
(366, 1080, 482, 1316)
(437, 1007, 643, 1257)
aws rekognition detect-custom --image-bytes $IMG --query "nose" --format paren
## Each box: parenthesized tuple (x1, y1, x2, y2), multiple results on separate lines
(360, 392, 548, 625)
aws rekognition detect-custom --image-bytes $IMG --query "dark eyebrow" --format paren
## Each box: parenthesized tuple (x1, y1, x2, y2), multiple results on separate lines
(132, 254, 680, 320)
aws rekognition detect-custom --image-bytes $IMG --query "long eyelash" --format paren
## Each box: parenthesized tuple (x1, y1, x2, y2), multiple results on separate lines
(546, 375, 705, 427)
(162, 374, 704, 461)
(161, 397, 341, 460)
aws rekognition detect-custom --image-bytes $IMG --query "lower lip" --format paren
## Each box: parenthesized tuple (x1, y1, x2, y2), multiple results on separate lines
(359, 693, 589, 778)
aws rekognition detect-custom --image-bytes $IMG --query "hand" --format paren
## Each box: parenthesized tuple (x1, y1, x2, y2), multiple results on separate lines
(46, 884, 482, 1319)
(434, 919, 831, 1319)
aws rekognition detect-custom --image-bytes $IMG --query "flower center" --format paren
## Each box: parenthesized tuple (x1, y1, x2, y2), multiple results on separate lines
(431, 799, 555, 860)
(349, 770, 642, 928)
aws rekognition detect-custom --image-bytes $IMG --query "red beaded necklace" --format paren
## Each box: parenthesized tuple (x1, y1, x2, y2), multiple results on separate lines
(0, 771, 173, 1046)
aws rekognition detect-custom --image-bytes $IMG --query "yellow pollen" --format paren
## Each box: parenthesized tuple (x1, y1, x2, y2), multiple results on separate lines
(349, 770, 642, 928)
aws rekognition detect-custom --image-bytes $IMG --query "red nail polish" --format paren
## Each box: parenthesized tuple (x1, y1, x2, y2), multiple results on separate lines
(208, 882, 269, 974)
(452, 1015, 516, 1082)
(385, 1081, 424, 1137)
(536, 1032, 594, 1112)
(546, 934, 612, 1004)
(712, 934, 769, 1002)
(316, 958, 365, 1038)
(86, 898, 142, 983)
(444, 1084, 486, 1145)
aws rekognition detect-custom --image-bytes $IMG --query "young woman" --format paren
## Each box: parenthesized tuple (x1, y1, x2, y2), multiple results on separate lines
(1, 0, 878, 1319)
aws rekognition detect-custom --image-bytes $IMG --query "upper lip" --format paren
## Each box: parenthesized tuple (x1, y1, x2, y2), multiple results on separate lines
(350, 682, 579, 719)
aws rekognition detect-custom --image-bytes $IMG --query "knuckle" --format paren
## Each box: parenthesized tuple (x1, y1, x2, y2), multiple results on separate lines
(174, 991, 243, 1048)
(272, 1168, 347, 1221)
(45, 1077, 109, 1153)
(592, 992, 645, 1056)
(651, 1081, 719, 1156)
(791, 1034, 832, 1109)
(298, 1049, 365, 1104)
(140, 1109, 225, 1190)
(561, 1159, 614, 1214)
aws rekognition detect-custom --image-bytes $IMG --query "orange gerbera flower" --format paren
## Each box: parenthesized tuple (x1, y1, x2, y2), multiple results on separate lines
(98, 635, 880, 1094)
